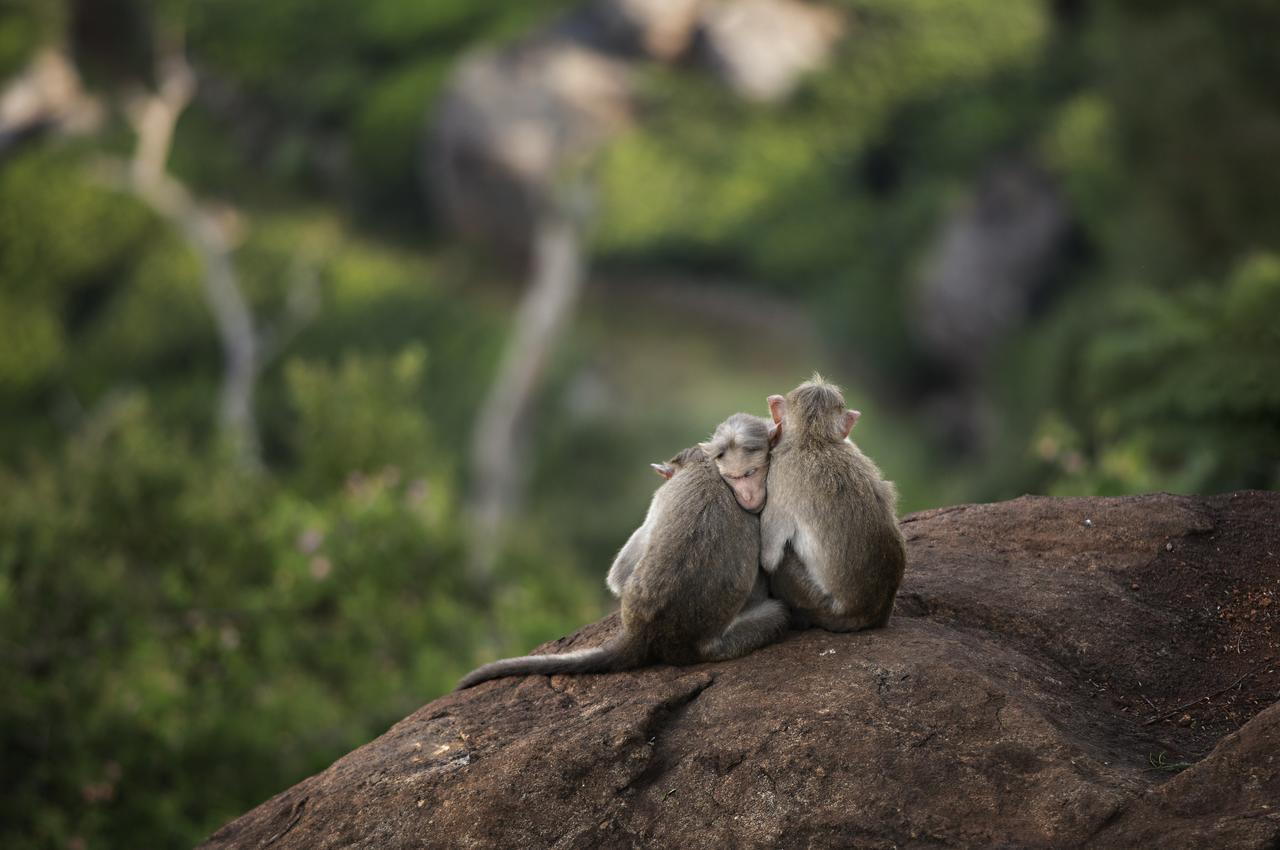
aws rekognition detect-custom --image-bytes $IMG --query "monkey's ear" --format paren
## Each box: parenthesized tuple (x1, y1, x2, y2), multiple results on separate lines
(767, 394, 786, 425)
(767, 420, 782, 447)
(650, 462, 675, 480)
(697, 441, 715, 459)
(840, 409, 861, 439)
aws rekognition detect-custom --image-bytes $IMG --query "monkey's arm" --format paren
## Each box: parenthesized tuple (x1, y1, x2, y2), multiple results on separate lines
(606, 522, 650, 597)
(759, 509, 795, 574)
(698, 598, 788, 661)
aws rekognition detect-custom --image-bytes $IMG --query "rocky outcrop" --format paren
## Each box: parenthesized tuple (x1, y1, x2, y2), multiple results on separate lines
(201, 491, 1280, 849)
(0, 48, 103, 156)
(698, 0, 844, 103)
(913, 159, 1070, 378)
(426, 0, 846, 253)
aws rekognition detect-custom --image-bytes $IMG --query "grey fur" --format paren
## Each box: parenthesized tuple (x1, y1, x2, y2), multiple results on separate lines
(760, 376, 906, 631)
(457, 439, 787, 690)
(702, 412, 771, 459)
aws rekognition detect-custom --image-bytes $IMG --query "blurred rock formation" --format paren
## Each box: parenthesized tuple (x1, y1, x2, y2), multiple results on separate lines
(915, 159, 1070, 375)
(426, 0, 846, 254)
(912, 158, 1072, 449)
(699, 0, 844, 103)
(0, 48, 103, 156)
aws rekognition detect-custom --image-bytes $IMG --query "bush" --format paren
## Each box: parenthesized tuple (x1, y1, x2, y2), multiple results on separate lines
(1019, 254, 1280, 495)
(0, 383, 598, 849)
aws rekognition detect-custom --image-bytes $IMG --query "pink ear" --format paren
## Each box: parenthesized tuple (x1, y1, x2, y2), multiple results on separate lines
(767, 395, 786, 425)
(840, 409, 861, 439)
(650, 462, 674, 480)
(767, 420, 782, 447)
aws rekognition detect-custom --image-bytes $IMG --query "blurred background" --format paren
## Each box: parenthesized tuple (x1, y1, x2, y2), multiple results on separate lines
(1, 0, 1278, 846)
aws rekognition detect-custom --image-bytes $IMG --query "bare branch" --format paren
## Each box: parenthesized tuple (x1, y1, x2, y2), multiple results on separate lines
(467, 198, 589, 577)
(112, 27, 262, 467)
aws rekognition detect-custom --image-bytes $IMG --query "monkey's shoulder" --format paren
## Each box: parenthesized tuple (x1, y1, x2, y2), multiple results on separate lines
(773, 443, 861, 487)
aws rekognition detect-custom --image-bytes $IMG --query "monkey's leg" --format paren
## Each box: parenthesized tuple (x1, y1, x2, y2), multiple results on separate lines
(698, 599, 788, 662)
(606, 523, 650, 597)
(804, 607, 883, 633)
(807, 577, 897, 632)
(768, 550, 830, 629)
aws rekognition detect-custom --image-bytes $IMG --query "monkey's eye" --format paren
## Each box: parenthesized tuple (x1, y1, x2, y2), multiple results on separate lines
(743, 468, 756, 478)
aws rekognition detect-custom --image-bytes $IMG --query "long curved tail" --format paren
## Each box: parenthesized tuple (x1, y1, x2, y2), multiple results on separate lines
(455, 634, 645, 690)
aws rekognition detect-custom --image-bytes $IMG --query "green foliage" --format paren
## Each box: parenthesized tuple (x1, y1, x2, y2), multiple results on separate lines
(1031, 255, 1280, 494)
(593, 0, 1051, 376)
(1089, 0, 1280, 272)
(350, 57, 451, 206)
(180, 0, 575, 207)
(284, 346, 434, 493)
(0, 1, 64, 78)
(595, 0, 1049, 271)
(0, 387, 597, 849)
(0, 147, 158, 403)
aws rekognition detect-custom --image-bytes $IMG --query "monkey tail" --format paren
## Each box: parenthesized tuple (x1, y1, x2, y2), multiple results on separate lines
(454, 634, 645, 690)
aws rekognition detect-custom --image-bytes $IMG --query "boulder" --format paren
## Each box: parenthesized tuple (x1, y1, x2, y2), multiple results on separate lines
(698, 0, 845, 103)
(201, 491, 1280, 849)
(427, 38, 632, 254)
(913, 158, 1071, 379)
(425, 0, 848, 252)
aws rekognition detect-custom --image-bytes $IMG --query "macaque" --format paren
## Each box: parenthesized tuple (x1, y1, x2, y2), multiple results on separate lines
(457, 434, 787, 689)
(760, 375, 906, 632)
(607, 412, 777, 597)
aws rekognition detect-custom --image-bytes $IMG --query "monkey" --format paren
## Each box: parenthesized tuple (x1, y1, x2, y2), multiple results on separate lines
(604, 413, 776, 613)
(699, 412, 779, 605)
(456, 429, 788, 690)
(606, 412, 778, 598)
(759, 375, 906, 632)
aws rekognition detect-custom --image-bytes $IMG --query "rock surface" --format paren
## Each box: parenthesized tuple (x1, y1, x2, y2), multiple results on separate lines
(201, 491, 1280, 849)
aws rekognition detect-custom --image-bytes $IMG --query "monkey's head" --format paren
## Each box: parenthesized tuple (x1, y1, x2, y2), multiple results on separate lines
(650, 445, 705, 481)
(768, 374, 861, 444)
(697, 413, 778, 514)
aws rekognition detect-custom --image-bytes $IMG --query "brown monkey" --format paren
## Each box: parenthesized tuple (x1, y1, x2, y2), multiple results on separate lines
(760, 375, 906, 631)
(457, 435, 787, 690)
(608, 413, 776, 598)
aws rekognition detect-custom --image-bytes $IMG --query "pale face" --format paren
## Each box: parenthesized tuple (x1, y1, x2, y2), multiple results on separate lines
(714, 446, 769, 513)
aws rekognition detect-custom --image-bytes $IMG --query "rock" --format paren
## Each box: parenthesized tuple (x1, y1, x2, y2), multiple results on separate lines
(910, 157, 1073, 451)
(200, 491, 1280, 849)
(427, 38, 633, 255)
(0, 48, 103, 155)
(580, 0, 706, 61)
(697, 0, 845, 102)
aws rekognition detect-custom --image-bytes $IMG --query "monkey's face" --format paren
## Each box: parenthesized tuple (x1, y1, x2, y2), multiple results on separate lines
(714, 447, 769, 513)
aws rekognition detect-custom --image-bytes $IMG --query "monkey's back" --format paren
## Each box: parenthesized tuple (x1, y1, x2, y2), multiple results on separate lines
(623, 455, 759, 664)
(771, 436, 906, 612)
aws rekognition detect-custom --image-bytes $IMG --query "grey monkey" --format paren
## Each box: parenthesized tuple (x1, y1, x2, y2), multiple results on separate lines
(608, 412, 777, 598)
(760, 375, 906, 632)
(457, 426, 787, 690)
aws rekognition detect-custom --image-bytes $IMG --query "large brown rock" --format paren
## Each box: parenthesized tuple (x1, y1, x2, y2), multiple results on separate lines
(201, 491, 1280, 849)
